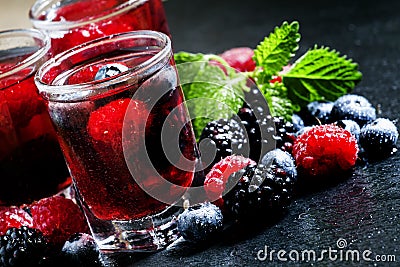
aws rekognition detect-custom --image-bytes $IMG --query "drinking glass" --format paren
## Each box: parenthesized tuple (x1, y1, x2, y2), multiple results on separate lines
(29, 0, 170, 55)
(35, 30, 198, 252)
(0, 29, 69, 205)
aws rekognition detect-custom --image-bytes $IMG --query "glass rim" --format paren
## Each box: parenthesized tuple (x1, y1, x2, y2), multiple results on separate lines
(35, 30, 171, 102)
(0, 28, 51, 80)
(30, 0, 149, 31)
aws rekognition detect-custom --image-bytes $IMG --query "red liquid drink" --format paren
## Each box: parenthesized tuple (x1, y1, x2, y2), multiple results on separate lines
(0, 29, 69, 205)
(35, 31, 198, 251)
(30, 0, 170, 55)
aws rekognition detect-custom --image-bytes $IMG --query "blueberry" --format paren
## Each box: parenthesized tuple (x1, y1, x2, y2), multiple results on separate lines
(359, 118, 398, 158)
(94, 63, 129, 81)
(335, 119, 361, 141)
(177, 202, 223, 242)
(306, 101, 334, 125)
(61, 233, 101, 267)
(260, 148, 297, 182)
(330, 94, 376, 127)
(291, 114, 305, 132)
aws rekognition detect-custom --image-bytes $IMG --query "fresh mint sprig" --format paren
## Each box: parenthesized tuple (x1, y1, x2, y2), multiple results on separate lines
(282, 46, 363, 107)
(174, 20, 363, 138)
(253, 21, 301, 84)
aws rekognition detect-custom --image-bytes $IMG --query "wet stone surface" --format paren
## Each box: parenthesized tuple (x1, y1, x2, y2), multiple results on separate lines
(118, 0, 400, 266)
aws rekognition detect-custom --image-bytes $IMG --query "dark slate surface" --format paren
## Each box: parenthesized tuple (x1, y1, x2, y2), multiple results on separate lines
(107, 0, 400, 266)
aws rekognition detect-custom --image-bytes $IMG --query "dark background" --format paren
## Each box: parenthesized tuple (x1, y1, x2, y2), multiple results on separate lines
(119, 0, 400, 266)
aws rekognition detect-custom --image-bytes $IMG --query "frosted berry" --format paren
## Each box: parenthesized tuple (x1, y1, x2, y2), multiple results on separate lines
(61, 233, 100, 267)
(94, 63, 129, 81)
(305, 101, 334, 125)
(359, 118, 398, 158)
(330, 94, 376, 127)
(177, 202, 223, 242)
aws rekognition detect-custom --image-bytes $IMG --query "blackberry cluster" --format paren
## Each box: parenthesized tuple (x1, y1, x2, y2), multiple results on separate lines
(0, 226, 49, 267)
(223, 149, 297, 219)
(199, 118, 248, 173)
(272, 116, 297, 153)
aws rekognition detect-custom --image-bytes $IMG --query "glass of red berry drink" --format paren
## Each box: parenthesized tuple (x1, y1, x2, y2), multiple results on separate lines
(29, 0, 170, 55)
(0, 29, 69, 205)
(35, 30, 198, 252)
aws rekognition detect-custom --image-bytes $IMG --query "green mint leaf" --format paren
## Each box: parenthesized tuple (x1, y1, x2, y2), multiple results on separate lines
(174, 52, 205, 64)
(253, 21, 300, 83)
(282, 46, 362, 107)
(174, 52, 247, 140)
(260, 82, 299, 121)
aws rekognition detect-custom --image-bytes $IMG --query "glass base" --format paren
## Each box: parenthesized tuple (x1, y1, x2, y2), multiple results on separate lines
(74, 186, 181, 252)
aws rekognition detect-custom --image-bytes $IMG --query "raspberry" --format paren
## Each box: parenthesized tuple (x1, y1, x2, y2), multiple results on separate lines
(0, 207, 35, 236)
(0, 226, 49, 267)
(2, 74, 47, 128)
(199, 118, 248, 173)
(292, 124, 359, 178)
(67, 65, 103, 85)
(220, 47, 256, 72)
(204, 155, 255, 201)
(28, 196, 89, 248)
(223, 149, 297, 219)
(87, 98, 148, 155)
(177, 202, 223, 242)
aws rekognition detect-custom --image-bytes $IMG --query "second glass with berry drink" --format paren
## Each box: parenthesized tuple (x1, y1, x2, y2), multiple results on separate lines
(0, 29, 69, 205)
(29, 0, 170, 55)
(35, 30, 198, 252)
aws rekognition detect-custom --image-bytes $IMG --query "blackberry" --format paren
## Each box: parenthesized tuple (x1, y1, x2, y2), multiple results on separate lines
(0, 226, 49, 267)
(237, 106, 262, 161)
(359, 118, 398, 158)
(223, 149, 297, 219)
(177, 202, 223, 242)
(238, 87, 276, 162)
(60, 233, 101, 267)
(272, 116, 297, 153)
(330, 94, 376, 127)
(199, 118, 248, 173)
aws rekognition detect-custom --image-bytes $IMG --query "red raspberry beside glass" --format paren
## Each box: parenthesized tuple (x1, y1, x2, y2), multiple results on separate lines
(29, 0, 170, 55)
(0, 29, 69, 205)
